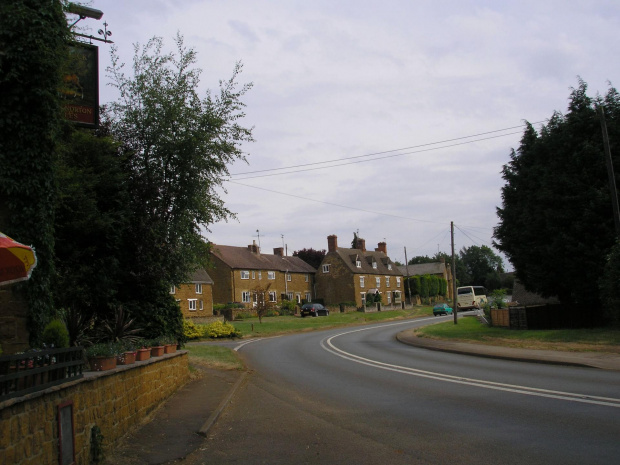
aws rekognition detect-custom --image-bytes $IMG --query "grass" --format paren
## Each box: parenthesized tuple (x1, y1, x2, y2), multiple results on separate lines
(415, 316, 620, 353)
(229, 306, 434, 337)
(184, 344, 245, 371)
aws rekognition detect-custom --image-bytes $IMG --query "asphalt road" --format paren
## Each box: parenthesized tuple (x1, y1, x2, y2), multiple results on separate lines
(185, 315, 620, 465)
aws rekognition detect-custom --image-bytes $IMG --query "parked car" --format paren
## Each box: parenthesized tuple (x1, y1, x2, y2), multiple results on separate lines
(301, 303, 329, 317)
(433, 303, 453, 316)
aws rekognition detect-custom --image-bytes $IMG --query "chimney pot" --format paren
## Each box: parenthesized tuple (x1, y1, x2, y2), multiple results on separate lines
(327, 235, 338, 253)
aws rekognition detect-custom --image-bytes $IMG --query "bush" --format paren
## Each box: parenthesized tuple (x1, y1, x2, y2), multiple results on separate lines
(600, 240, 620, 326)
(41, 319, 69, 348)
(183, 320, 204, 340)
(204, 321, 241, 338)
(279, 300, 296, 316)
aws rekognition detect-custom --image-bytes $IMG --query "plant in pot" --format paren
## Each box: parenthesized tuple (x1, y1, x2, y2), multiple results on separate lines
(85, 342, 119, 371)
(163, 336, 178, 354)
(150, 338, 165, 357)
(136, 341, 151, 362)
(116, 340, 137, 365)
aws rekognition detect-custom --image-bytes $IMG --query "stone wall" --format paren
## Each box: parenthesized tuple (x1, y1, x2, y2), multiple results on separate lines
(0, 352, 189, 465)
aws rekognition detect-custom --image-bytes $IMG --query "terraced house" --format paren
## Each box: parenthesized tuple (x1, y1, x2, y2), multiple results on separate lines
(315, 235, 404, 308)
(170, 269, 214, 318)
(209, 241, 316, 308)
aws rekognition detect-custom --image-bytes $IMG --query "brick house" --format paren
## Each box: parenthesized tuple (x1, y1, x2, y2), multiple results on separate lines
(314, 235, 404, 308)
(170, 269, 214, 318)
(209, 241, 316, 308)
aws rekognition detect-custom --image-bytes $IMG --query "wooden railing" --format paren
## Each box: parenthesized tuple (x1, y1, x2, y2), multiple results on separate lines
(0, 347, 84, 401)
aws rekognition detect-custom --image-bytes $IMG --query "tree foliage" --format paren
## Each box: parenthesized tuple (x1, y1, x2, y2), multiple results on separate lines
(494, 80, 619, 310)
(458, 245, 504, 288)
(0, 0, 69, 345)
(103, 34, 253, 337)
(293, 248, 326, 269)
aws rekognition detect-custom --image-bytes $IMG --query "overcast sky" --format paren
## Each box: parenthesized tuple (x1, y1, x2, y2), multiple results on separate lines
(81, 1, 620, 268)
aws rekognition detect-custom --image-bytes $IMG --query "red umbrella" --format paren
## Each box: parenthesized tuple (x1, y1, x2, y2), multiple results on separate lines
(0, 232, 37, 286)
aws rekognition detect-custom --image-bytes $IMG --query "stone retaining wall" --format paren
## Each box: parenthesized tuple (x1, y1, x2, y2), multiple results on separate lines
(0, 351, 189, 465)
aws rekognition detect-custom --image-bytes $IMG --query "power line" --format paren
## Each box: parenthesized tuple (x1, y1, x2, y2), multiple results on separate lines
(230, 121, 546, 180)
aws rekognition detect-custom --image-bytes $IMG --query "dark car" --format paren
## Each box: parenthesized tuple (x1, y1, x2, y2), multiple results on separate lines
(300, 303, 329, 317)
(433, 303, 453, 316)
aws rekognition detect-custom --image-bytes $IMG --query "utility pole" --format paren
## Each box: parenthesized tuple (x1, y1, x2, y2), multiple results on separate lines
(404, 247, 412, 306)
(598, 105, 620, 236)
(451, 221, 458, 325)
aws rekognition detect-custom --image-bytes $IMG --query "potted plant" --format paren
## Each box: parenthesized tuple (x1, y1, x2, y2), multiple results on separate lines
(163, 336, 177, 354)
(116, 340, 137, 365)
(150, 338, 165, 357)
(136, 341, 151, 362)
(85, 343, 119, 371)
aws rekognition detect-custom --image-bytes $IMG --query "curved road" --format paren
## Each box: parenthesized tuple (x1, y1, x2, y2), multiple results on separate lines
(195, 315, 620, 464)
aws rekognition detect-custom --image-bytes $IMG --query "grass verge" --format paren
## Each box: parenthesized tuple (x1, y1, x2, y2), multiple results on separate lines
(415, 316, 620, 353)
(185, 344, 245, 371)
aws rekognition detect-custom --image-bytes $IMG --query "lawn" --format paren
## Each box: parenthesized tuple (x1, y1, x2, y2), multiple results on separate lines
(229, 306, 434, 337)
(184, 344, 245, 371)
(415, 316, 620, 353)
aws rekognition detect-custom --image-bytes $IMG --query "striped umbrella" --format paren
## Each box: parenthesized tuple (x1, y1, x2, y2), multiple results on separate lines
(0, 232, 37, 286)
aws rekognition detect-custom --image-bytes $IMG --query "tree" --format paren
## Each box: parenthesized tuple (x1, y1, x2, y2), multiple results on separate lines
(0, 0, 69, 345)
(408, 255, 434, 265)
(351, 231, 359, 249)
(458, 245, 504, 288)
(105, 34, 253, 337)
(293, 248, 326, 269)
(494, 80, 619, 310)
(252, 284, 274, 324)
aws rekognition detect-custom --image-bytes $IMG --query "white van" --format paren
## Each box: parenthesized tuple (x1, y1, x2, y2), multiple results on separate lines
(457, 286, 487, 310)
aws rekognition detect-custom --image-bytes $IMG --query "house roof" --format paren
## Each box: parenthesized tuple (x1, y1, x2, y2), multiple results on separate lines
(190, 269, 214, 284)
(211, 245, 316, 273)
(397, 262, 446, 277)
(329, 247, 402, 276)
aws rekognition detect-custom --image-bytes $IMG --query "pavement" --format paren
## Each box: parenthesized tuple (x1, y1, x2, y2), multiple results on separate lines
(104, 331, 620, 465)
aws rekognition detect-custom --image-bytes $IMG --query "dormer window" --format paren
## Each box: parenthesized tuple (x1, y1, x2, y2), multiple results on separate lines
(387, 263, 392, 270)
(372, 261, 377, 269)
(356, 258, 362, 268)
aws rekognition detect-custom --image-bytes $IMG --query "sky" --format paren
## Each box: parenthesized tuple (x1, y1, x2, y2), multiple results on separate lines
(75, 1, 620, 268)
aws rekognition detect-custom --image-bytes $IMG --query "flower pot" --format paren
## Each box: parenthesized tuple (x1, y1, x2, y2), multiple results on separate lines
(88, 356, 117, 372)
(164, 344, 177, 354)
(117, 351, 136, 365)
(151, 346, 165, 357)
(136, 348, 151, 361)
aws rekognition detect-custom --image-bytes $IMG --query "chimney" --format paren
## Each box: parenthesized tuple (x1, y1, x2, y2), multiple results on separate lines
(248, 240, 260, 254)
(327, 235, 338, 253)
(273, 247, 284, 257)
(376, 242, 387, 254)
(357, 238, 366, 252)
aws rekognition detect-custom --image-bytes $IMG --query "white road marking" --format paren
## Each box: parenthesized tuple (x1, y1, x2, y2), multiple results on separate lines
(321, 322, 620, 409)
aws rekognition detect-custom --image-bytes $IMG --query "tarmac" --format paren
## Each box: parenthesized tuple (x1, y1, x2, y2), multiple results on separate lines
(103, 330, 620, 465)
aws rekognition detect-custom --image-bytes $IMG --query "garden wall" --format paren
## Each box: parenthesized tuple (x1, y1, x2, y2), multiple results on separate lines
(0, 352, 189, 465)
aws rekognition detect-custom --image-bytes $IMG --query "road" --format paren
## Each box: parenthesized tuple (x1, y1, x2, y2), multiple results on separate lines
(186, 315, 620, 464)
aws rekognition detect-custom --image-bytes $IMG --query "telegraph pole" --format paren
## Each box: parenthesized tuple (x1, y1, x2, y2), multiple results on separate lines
(598, 105, 620, 236)
(404, 247, 412, 306)
(451, 221, 458, 325)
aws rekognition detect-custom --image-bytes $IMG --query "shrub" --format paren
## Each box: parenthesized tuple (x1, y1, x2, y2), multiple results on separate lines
(204, 321, 241, 338)
(279, 300, 296, 316)
(41, 319, 70, 348)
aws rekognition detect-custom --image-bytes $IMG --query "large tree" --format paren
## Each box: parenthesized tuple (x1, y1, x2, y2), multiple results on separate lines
(105, 34, 253, 336)
(494, 80, 619, 309)
(293, 248, 326, 269)
(458, 245, 504, 288)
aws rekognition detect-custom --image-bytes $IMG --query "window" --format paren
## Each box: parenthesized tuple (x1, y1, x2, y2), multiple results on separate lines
(242, 291, 251, 303)
(199, 299, 204, 310)
(387, 292, 391, 304)
(372, 261, 377, 269)
(268, 271, 276, 280)
(385, 277, 390, 287)
(188, 299, 197, 311)
(361, 293, 366, 305)
(376, 277, 381, 287)
(397, 277, 401, 288)
(241, 270, 250, 280)
(269, 291, 277, 302)
(360, 276, 365, 288)
(322, 264, 330, 273)
(195, 283, 202, 294)
(356, 259, 362, 268)
(287, 292, 294, 301)
(305, 292, 311, 302)
(296, 293, 301, 303)
(305, 274, 309, 282)
(258, 271, 262, 280)
(252, 271, 256, 279)
(287, 273, 292, 282)
(387, 264, 392, 270)
(170, 285, 176, 294)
